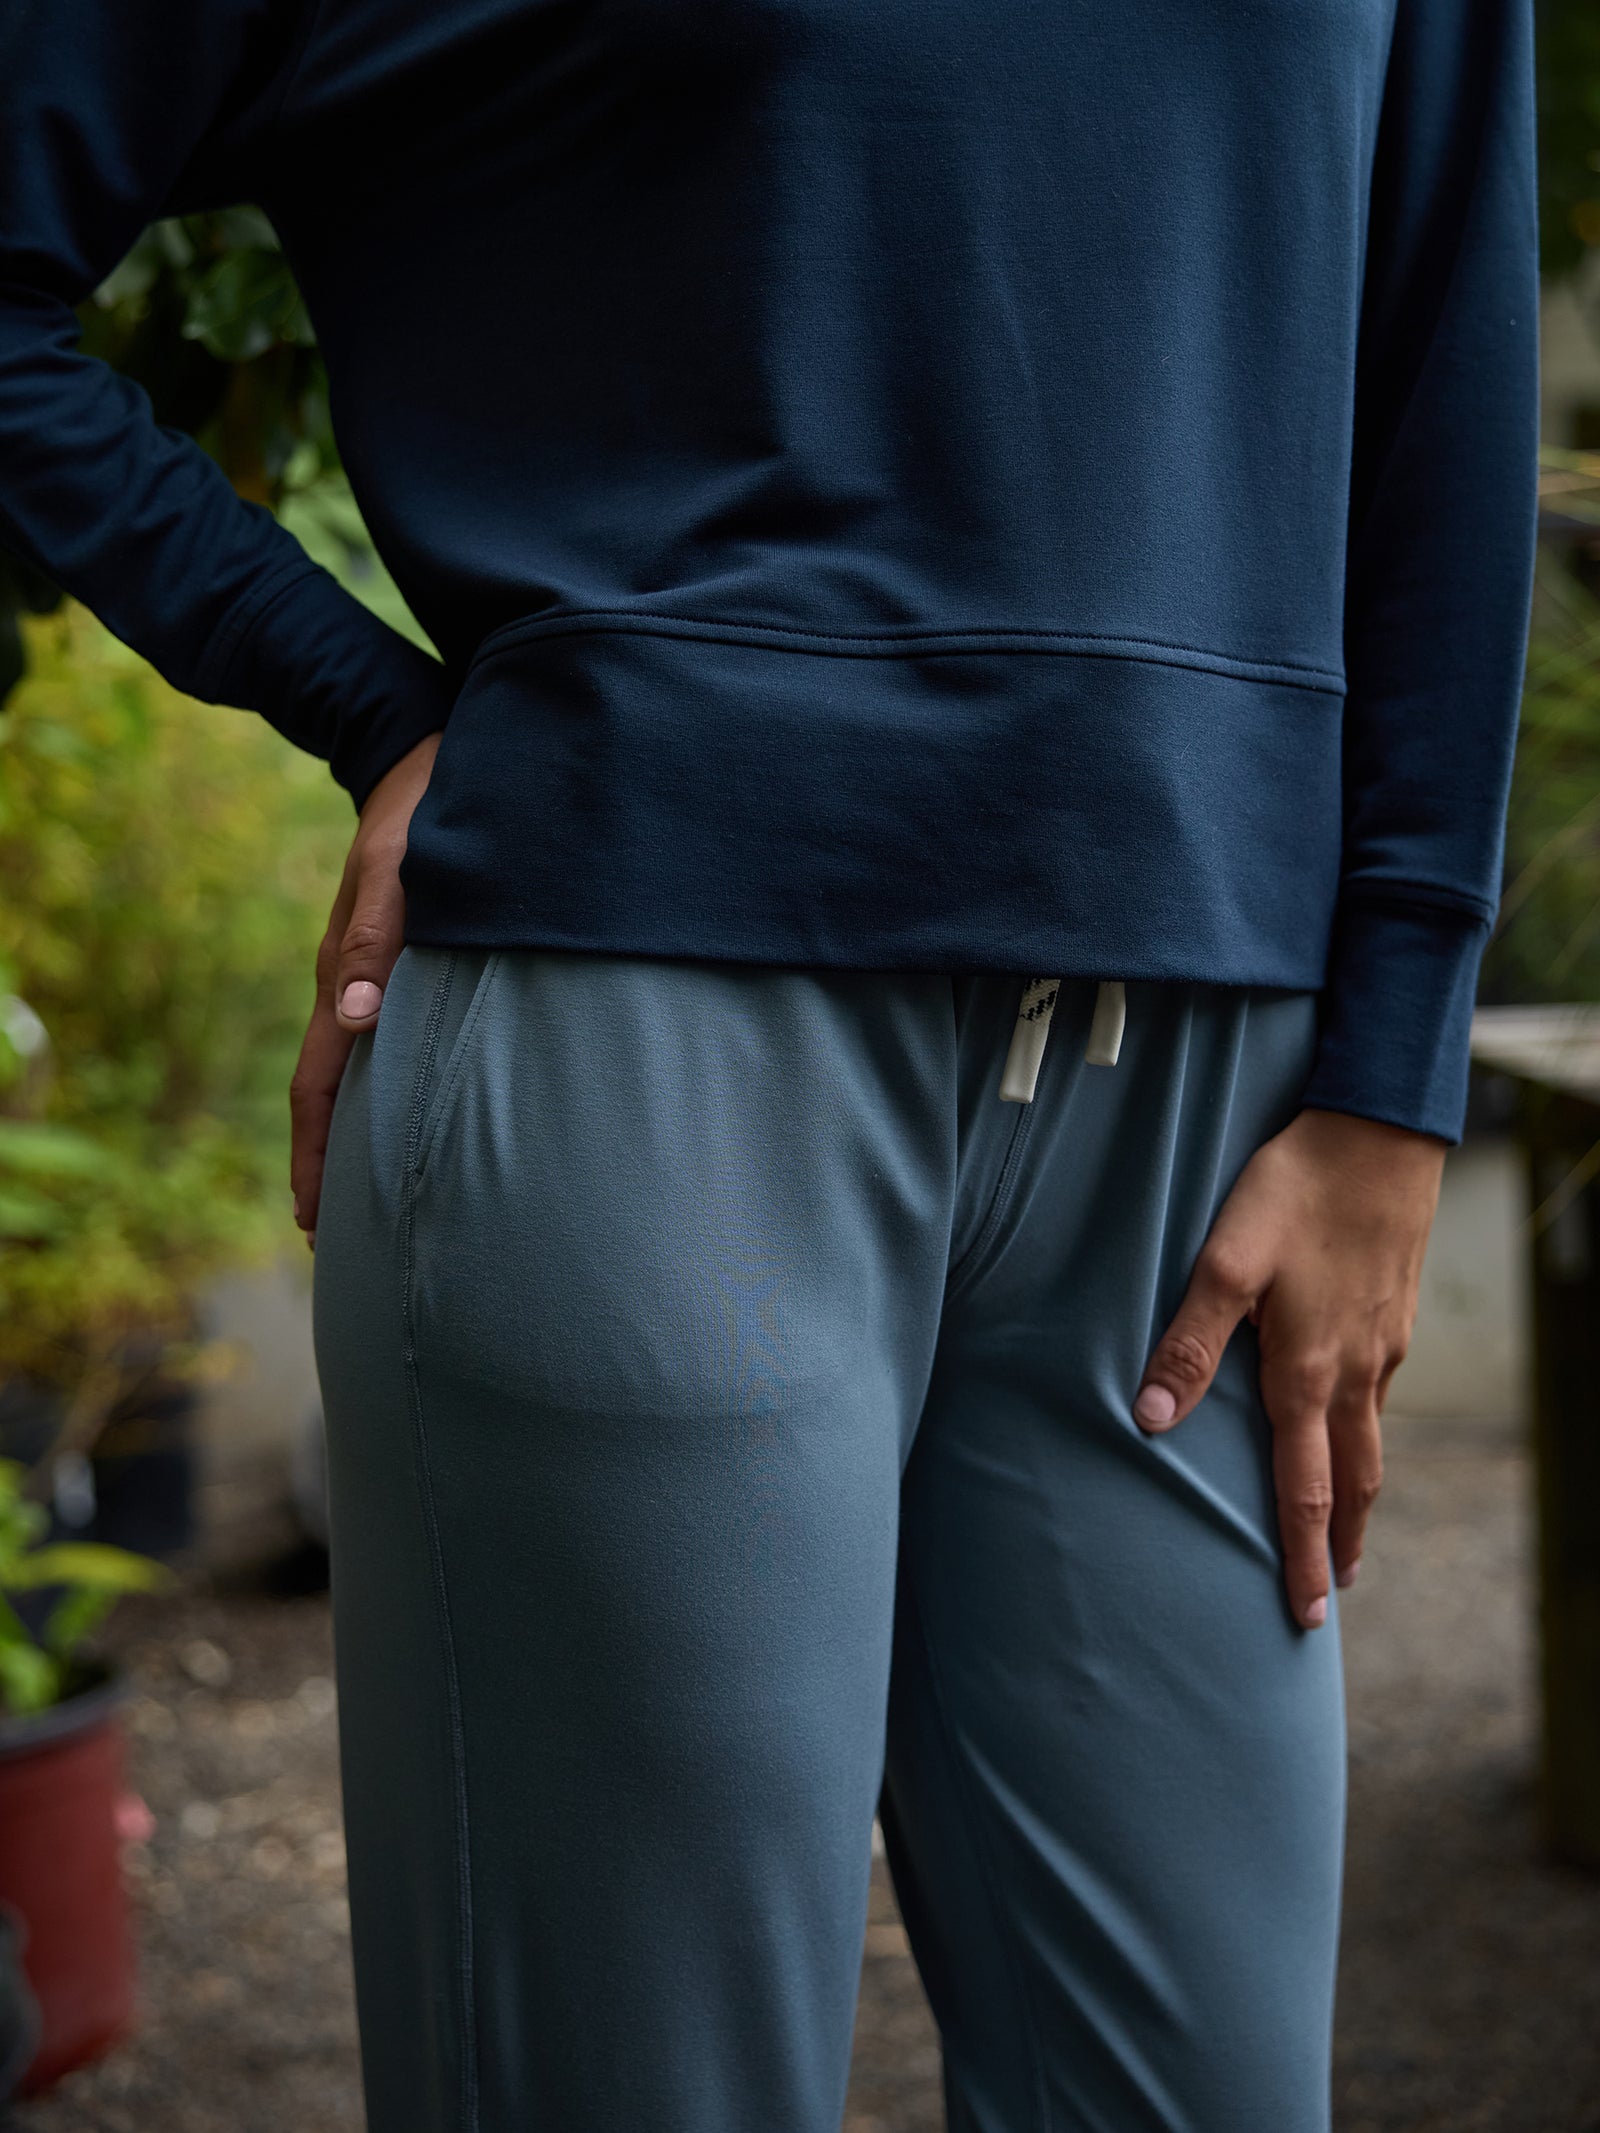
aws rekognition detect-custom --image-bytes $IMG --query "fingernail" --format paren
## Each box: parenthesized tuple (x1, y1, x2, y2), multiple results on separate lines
(293, 1198, 305, 1228)
(1134, 1384, 1177, 1428)
(1304, 1595, 1328, 1628)
(1336, 1558, 1361, 1590)
(340, 980, 383, 1021)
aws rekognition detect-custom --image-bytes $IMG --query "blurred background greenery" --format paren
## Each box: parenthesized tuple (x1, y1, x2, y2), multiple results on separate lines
(0, 211, 419, 1425)
(0, 609, 345, 1393)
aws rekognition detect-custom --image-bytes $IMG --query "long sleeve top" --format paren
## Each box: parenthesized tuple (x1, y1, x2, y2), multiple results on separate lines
(0, 0, 1541, 1141)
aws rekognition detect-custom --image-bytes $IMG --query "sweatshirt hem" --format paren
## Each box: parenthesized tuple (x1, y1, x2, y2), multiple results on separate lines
(397, 621, 1502, 1142)
(399, 620, 1348, 984)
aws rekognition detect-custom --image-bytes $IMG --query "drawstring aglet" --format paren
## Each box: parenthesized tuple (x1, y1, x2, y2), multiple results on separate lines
(999, 978, 1126, 1103)
(999, 979, 1060, 1103)
(1084, 979, 1126, 1066)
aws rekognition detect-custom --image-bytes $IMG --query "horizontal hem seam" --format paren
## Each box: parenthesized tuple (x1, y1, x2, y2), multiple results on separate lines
(1338, 880, 1497, 928)
(397, 922, 1331, 993)
(471, 609, 1345, 695)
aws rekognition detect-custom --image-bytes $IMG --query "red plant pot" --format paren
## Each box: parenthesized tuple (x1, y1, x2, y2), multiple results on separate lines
(0, 1671, 136, 2096)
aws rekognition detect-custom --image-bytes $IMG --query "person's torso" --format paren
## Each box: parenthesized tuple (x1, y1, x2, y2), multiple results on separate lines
(219, 0, 1394, 688)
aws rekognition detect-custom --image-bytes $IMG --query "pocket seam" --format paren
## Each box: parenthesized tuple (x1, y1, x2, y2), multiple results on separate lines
(412, 950, 502, 1178)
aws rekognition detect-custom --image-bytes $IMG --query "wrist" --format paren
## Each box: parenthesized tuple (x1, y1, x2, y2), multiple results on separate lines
(1292, 1104, 1448, 1190)
(359, 728, 443, 822)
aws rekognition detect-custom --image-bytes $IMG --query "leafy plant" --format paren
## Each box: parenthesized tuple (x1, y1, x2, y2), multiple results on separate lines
(1484, 530, 1600, 1002)
(0, 1457, 169, 1716)
(0, 603, 351, 1423)
(79, 208, 321, 509)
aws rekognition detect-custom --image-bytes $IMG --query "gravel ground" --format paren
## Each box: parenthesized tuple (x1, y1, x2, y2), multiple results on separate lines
(16, 1413, 1600, 2133)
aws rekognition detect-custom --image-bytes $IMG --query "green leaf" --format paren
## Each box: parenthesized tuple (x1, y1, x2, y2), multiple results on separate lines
(211, 205, 281, 252)
(182, 250, 303, 363)
(5, 1542, 172, 1593)
(0, 1639, 63, 1717)
(0, 1119, 107, 1178)
(43, 1585, 115, 1658)
(0, 1184, 66, 1239)
(0, 1481, 48, 1563)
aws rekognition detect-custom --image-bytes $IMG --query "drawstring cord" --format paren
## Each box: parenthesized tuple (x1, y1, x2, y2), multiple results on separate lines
(999, 978, 1125, 1103)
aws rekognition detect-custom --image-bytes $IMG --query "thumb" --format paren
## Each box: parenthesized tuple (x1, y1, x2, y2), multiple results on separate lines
(334, 868, 406, 1031)
(1135, 1239, 1261, 1433)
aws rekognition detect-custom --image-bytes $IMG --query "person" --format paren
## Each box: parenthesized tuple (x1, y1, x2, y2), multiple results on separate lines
(0, 0, 1539, 2125)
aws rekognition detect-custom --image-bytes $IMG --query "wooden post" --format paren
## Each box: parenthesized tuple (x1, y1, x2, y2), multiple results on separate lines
(1517, 1073, 1600, 1867)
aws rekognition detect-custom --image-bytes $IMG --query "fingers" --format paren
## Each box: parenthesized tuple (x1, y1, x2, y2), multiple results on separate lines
(288, 755, 423, 1242)
(289, 986, 353, 1242)
(1134, 1234, 1262, 1432)
(290, 865, 352, 1240)
(334, 855, 407, 1030)
(1142, 1241, 1342, 1632)
(1259, 1346, 1339, 1628)
(1327, 1374, 1385, 1590)
(1135, 1110, 1421, 1632)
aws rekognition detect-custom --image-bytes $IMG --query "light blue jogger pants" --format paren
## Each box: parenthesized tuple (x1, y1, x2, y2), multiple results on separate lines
(311, 949, 1347, 2133)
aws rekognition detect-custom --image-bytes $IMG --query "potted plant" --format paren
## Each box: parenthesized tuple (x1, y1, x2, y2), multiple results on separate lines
(0, 1454, 168, 2098)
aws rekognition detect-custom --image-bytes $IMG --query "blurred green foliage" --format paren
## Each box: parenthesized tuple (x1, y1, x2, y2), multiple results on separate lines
(0, 206, 426, 1439)
(84, 208, 423, 640)
(79, 207, 321, 508)
(0, 605, 348, 1397)
(1485, 548, 1600, 1003)
(1537, 0, 1600, 275)
(0, 1457, 170, 1716)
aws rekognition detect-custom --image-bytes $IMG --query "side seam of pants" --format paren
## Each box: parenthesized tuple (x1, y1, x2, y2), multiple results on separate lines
(398, 951, 482, 2131)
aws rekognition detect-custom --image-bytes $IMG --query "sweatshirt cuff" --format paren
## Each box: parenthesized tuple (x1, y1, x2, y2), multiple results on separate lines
(198, 562, 457, 812)
(1299, 895, 1493, 1146)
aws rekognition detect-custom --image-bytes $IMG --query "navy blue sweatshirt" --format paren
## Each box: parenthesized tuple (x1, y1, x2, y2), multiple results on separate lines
(0, 0, 1539, 1141)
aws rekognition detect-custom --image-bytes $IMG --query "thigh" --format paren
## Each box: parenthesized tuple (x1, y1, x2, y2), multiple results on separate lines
(313, 945, 955, 2133)
(883, 982, 1347, 2133)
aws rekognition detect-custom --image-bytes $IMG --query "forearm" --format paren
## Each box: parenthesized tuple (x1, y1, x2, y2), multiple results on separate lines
(0, 0, 455, 810)
(1303, 0, 1540, 1145)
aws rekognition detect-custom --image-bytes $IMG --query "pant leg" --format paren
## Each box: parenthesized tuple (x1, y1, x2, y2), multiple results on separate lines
(311, 945, 956, 2133)
(882, 978, 1347, 2133)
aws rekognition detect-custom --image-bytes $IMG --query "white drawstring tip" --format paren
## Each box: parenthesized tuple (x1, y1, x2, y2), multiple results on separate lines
(1000, 979, 1059, 1103)
(1085, 980, 1126, 1067)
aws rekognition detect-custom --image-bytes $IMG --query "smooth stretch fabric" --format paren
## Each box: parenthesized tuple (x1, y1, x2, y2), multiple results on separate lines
(312, 950, 1347, 2133)
(0, 0, 1541, 1141)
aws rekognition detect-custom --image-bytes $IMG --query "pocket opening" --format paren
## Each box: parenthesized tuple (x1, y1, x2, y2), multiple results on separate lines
(410, 949, 502, 1177)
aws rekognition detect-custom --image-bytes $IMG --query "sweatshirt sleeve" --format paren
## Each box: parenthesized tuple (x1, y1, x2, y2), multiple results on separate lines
(0, 0, 455, 811)
(1298, 0, 1541, 1145)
